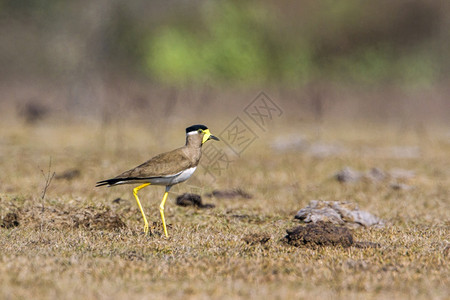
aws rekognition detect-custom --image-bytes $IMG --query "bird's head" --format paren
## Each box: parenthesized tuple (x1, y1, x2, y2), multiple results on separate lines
(185, 124, 219, 144)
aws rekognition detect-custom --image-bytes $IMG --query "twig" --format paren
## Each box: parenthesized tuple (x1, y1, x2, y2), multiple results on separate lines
(40, 158, 56, 212)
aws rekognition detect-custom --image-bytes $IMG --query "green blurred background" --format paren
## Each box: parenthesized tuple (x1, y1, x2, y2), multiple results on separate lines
(1, 0, 449, 125)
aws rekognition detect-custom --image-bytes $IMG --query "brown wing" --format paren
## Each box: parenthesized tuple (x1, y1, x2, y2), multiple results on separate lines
(114, 147, 194, 179)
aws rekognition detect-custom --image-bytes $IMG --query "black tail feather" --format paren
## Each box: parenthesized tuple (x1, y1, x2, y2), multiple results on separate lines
(95, 178, 121, 187)
(96, 176, 154, 187)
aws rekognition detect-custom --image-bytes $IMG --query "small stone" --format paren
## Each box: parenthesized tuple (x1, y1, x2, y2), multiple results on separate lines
(335, 167, 362, 183)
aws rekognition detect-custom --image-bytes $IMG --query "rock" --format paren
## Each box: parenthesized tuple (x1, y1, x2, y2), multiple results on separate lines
(284, 222, 353, 248)
(295, 200, 384, 227)
(332, 202, 382, 227)
(295, 206, 344, 224)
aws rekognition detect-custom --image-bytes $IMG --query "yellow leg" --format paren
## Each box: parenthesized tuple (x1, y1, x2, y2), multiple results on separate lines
(159, 186, 171, 237)
(133, 183, 151, 235)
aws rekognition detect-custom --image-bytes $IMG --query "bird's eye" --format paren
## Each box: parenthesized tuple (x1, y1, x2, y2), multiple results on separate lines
(197, 129, 203, 133)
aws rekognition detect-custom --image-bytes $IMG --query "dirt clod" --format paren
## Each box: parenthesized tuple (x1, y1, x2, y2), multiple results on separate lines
(176, 193, 215, 209)
(284, 222, 354, 248)
(1, 212, 20, 228)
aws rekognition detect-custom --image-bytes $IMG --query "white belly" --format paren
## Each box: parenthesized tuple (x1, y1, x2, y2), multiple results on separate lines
(148, 167, 197, 186)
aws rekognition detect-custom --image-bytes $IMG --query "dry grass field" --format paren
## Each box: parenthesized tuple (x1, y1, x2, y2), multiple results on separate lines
(0, 119, 449, 299)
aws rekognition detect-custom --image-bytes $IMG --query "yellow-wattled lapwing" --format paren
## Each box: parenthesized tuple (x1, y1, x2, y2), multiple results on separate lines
(96, 125, 219, 237)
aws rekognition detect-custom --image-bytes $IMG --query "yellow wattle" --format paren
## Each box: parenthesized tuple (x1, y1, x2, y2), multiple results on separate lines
(202, 129, 211, 144)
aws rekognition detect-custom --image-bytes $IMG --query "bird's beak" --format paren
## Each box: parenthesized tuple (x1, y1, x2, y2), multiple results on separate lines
(209, 134, 219, 141)
(202, 129, 220, 144)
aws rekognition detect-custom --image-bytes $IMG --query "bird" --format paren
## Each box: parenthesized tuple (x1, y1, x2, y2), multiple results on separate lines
(96, 124, 219, 237)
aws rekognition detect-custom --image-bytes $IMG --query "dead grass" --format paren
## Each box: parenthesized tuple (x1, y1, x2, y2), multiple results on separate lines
(0, 120, 449, 299)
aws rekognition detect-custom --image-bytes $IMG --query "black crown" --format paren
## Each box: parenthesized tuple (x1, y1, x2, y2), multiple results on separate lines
(186, 124, 208, 133)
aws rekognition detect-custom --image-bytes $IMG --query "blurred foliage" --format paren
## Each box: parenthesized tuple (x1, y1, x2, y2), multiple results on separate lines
(146, 2, 272, 85)
(0, 0, 447, 87)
